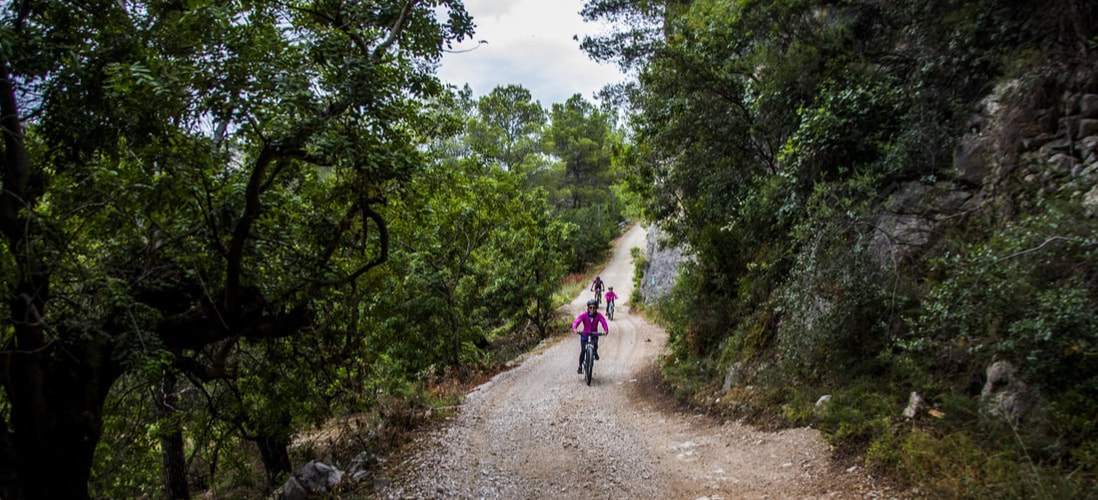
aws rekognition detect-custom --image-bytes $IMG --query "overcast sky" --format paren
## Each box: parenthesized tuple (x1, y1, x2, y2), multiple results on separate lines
(437, 0, 626, 107)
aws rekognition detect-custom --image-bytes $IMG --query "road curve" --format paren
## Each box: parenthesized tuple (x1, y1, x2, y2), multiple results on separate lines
(376, 224, 884, 499)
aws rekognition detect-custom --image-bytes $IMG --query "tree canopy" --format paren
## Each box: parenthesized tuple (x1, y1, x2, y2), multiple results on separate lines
(2, 0, 632, 495)
(1, 1, 475, 497)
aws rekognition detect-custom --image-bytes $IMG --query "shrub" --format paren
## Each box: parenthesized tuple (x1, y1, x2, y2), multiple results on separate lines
(630, 246, 647, 306)
(906, 206, 1098, 399)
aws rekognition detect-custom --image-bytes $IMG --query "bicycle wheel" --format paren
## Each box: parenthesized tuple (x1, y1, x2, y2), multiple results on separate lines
(584, 345, 594, 385)
(608, 302, 614, 320)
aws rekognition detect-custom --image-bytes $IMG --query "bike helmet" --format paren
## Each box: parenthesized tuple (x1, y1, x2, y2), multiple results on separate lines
(608, 286, 614, 290)
(587, 299, 598, 307)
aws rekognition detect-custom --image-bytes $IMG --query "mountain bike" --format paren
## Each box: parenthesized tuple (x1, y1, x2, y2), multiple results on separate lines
(578, 331, 605, 386)
(606, 300, 615, 320)
(593, 287, 602, 305)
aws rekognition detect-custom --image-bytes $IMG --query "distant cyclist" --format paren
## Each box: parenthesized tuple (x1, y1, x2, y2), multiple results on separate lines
(572, 298, 609, 373)
(591, 275, 605, 304)
(604, 286, 618, 314)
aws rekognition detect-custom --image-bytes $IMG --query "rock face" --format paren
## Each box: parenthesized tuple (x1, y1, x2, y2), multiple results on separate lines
(979, 74, 1098, 219)
(869, 79, 1098, 271)
(870, 181, 978, 268)
(280, 461, 343, 500)
(638, 225, 692, 304)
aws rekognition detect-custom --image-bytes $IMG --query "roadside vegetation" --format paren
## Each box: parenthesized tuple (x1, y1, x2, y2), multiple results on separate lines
(584, 0, 1098, 496)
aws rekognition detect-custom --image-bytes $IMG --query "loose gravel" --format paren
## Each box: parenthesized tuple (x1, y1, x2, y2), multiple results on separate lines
(374, 226, 893, 499)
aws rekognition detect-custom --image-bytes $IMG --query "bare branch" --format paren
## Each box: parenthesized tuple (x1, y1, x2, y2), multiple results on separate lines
(995, 236, 1085, 263)
(371, 0, 421, 64)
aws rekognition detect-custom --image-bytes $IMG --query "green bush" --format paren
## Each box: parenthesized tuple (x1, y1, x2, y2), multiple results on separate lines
(906, 207, 1098, 397)
(660, 355, 719, 400)
(630, 246, 647, 307)
(811, 380, 902, 450)
(887, 426, 1095, 499)
(558, 203, 622, 272)
(776, 214, 904, 383)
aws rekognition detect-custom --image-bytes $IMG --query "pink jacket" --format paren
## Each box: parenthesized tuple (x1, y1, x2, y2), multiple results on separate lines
(572, 312, 609, 337)
(604, 291, 618, 303)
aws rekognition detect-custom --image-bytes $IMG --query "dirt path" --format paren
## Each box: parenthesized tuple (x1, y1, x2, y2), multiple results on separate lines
(375, 225, 887, 499)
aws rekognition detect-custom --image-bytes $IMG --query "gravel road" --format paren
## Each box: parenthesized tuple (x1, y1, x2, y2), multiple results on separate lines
(375, 225, 888, 499)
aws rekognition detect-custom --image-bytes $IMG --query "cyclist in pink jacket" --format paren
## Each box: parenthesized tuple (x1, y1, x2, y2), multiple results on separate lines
(603, 286, 618, 313)
(572, 299, 609, 373)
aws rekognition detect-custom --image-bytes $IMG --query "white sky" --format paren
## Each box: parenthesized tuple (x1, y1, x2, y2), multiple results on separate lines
(437, 0, 626, 106)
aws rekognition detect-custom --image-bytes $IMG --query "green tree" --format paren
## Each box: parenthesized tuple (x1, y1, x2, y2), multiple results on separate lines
(384, 146, 572, 374)
(550, 94, 616, 209)
(546, 94, 624, 270)
(579, 0, 689, 72)
(467, 84, 547, 173)
(0, 1, 472, 498)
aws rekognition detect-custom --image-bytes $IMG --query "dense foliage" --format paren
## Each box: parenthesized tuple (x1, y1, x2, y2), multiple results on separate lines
(0, 1, 624, 498)
(587, 0, 1098, 496)
(19, 0, 1097, 496)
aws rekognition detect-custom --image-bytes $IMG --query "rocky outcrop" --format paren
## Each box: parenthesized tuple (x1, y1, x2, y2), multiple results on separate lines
(280, 461, 343, 500)
(870, 181, 979, 269)
(868, 69, 1098, 271)
(981, 360, 1037, 424)
(985, 70, 1098, 217)
(1023, 87, 1098, 216)
(639, 225, 691, 304)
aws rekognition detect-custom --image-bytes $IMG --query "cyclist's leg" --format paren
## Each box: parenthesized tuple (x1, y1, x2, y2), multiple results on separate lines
(578, 336, 588, 372)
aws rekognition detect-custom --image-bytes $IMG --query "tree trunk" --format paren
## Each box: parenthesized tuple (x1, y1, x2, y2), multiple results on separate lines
(255, 435, 292, 487)
(447, 299, 461, 370)
(5, 340, 118, 500)
(156, 372, 190, 500)
(2, 56, 115, 499)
